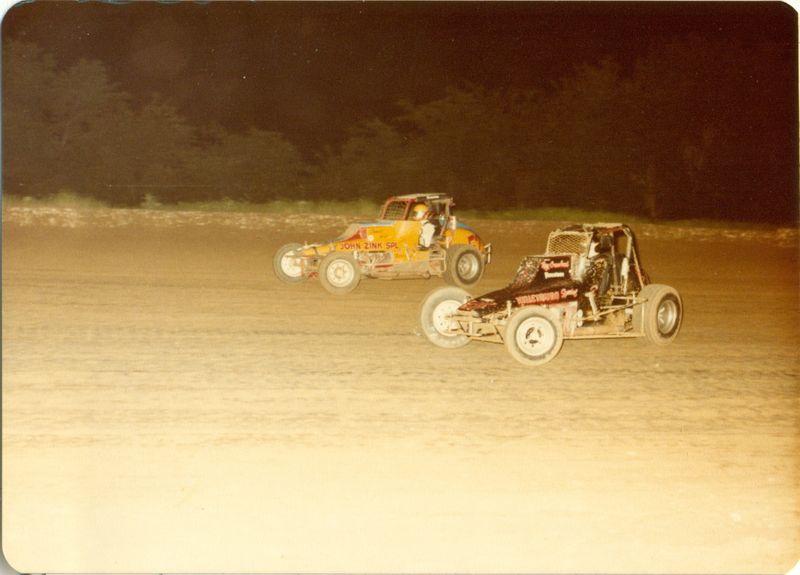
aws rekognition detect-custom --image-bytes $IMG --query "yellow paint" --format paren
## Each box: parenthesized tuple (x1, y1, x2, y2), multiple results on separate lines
(298, 219, 487, 263)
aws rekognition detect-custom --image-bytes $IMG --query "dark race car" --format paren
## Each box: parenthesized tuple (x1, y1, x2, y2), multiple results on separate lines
(419, 223, 682, 366)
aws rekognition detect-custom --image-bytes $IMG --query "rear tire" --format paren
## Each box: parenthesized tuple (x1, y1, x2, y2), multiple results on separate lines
(443, 245, 484, 288)
(419, 286, 472, 348)
(319, 252, 361, 295)
(274, 243, 306, 283)
(635, 284, 682, 344)
(504, 307, 564, 366)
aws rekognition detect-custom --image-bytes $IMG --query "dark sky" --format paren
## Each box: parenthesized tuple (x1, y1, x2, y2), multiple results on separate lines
(3, 1, 796, 153)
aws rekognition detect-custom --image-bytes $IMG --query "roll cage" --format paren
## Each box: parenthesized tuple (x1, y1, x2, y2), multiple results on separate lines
(379, 194, 455, 221)
(544, 223, 647, 296)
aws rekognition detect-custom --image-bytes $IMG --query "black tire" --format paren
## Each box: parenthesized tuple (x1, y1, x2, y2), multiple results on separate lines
(504, 307, 564, 366)
(419, 286, 472, 349)
(273, 243, 306, 283)
(319, 251, 361, 295)
(443, 245, 484, 288)
(635, 283, 682, 344)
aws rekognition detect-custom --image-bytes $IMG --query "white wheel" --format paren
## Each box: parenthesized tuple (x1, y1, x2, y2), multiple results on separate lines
(504, 307, 564, 366)
(515, 317, 556, 355)
(656, 298, 680, 333)
(326, 259, 355, 287)
(431, 299, 463, 337)
(273, 243, 306, 283)
(419, 286, 472, 348)
(319, 252, 361, 295)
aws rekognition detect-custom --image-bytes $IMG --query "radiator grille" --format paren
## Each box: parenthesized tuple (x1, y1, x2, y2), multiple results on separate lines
(382, 201, 408, 220)
(546, 231, 590, 256)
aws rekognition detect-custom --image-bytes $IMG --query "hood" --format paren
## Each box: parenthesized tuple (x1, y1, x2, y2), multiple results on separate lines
(298, 222, 394, 250)
(459, 254, 580, 315)
(334, 221, 393, 241)
(459, 279, 580, 315)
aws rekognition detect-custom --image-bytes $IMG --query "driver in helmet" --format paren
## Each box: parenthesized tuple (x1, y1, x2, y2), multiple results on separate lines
(585, 232, 614, 293)
(412, 202, 436, 250)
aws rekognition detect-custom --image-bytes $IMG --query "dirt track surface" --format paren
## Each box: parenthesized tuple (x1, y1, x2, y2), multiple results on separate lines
(3, 207, 799, 573)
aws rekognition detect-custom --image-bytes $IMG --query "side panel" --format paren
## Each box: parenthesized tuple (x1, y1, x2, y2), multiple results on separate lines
(328, 221, 423, 263)
(447, 224, 484, 250)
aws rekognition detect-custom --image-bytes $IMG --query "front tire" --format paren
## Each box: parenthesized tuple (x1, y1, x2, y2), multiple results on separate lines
(443, 245, 484, 288)
(635, 284, 682, 344)
(274, 243, 306, 283)
(504, 307, 564, 366)
(419, 286, 472, 348)
(319, 251, 361, 295)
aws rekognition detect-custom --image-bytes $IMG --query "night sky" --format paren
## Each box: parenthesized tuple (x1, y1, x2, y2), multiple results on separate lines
(3, 1, 796, 155)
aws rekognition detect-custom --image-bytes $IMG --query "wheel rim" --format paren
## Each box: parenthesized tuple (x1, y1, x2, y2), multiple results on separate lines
(657, 298, 679, 335)
(432, 299, 462, 336)
(515, 316, 556, 357)
(326, 259, 355, 287)
(280, 253, 302, 278)
(457, 252, 480, 280)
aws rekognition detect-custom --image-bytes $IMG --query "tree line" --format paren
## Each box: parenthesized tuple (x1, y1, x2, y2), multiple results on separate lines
(3, 38, 796, 223)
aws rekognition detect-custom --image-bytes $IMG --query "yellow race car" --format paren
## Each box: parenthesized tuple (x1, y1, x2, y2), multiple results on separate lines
(273, 194, 492, 294)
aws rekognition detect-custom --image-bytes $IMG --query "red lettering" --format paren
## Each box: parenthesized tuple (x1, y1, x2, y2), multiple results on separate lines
(515, 291, 561, 306)
(540, 258, 571, 272)
(560, 287, 578, 299)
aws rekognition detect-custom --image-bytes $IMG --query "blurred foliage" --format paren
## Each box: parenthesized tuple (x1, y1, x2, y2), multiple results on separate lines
(2, 37, 796, 223)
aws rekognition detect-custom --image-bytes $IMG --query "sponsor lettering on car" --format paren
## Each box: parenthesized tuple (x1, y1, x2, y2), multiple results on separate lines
(335, 240, 398, 251)
(514, 287, 579, 306)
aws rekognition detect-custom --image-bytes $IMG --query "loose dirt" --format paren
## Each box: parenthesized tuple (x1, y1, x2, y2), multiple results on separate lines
(3, 207, 798, 573)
